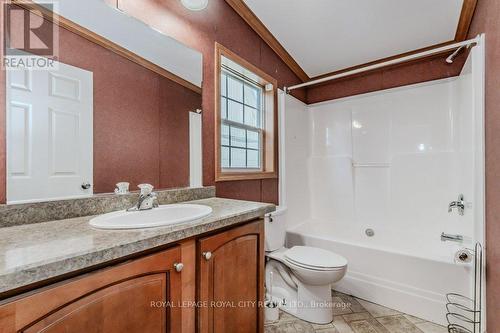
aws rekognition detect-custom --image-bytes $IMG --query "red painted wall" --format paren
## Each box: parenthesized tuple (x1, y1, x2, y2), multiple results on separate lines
(159, 78, 202, 189)
(0, 7, 197, 200)
(88, 41, 161, 193)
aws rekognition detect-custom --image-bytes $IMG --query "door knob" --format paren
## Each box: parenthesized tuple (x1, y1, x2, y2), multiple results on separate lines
(202, 252, 212, 260)
(81, 182, 92, 190)
(173, 263, 184, 272)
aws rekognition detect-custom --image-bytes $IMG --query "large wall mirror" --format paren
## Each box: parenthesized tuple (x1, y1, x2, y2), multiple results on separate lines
(2, 0, 203, 204)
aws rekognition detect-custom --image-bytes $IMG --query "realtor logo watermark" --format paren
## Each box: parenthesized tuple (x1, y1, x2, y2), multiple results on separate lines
(1, 0, 59, 70)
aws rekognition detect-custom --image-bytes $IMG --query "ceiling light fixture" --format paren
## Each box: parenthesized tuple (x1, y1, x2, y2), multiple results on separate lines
(180, 0, 208, 11)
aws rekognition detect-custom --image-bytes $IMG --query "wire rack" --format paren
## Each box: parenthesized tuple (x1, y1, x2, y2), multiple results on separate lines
(446, 242, 483, 333)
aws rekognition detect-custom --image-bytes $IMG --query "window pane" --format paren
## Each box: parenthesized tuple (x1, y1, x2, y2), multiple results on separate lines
(247, 150, 259, 168)
(221, 146, 229, 168)
(221, 73, 227, 97)
(221, 97, 227, 119)
(247, 130, 259, 149)
(227, 75, 243, 102)
(230, 126, 246, 148)
(244, 106, 259, 127)
(221, 124, 229, 146)
(244, 84, 259, 108)
(230, 148, 246, 168)
(219, 61, 270, 173)
(228, 100, 243, 124)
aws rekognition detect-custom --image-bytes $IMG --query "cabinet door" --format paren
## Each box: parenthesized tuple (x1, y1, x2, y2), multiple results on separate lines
(0, 247, 183, 333)
(198, 220, 264, 333)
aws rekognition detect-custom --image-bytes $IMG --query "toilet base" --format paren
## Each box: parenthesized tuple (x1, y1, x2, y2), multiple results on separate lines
(265, 260, 334, 324)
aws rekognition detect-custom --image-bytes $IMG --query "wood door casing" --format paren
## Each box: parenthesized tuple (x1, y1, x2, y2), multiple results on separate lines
(197, 220, 265, 333)
(0, 247, 183, 333)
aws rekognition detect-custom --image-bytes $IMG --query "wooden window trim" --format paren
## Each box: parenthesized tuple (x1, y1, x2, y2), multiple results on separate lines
(214, 42, 278, 182)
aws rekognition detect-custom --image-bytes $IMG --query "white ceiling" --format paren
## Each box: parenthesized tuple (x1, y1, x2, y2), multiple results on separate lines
(243, 0, 464, 78)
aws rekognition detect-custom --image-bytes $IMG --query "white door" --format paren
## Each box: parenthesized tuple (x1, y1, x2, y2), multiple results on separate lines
(189, 111, 202, 188)
(6, 59, 93, 204)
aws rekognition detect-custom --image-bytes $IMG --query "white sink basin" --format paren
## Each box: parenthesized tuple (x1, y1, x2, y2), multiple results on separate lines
(89, 204, 212, 230)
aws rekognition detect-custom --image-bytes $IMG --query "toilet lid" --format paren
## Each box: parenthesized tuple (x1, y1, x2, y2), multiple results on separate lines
(284, 246, 347, 269)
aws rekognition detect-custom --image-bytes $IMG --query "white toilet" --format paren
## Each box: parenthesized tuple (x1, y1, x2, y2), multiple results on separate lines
(265, 208, 348, 324)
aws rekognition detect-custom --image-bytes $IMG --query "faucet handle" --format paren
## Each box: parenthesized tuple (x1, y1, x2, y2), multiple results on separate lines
(448, 204, 454, 213)
(138, 184, 154, 196)
(448, 194, 465, 216)
(151, 192, 159, 208)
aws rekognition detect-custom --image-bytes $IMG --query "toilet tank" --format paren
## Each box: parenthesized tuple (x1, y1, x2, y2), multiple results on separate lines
(264, 207, 288, 252)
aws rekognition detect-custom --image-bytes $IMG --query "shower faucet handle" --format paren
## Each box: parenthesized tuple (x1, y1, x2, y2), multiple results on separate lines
(448, 194, 465, 216)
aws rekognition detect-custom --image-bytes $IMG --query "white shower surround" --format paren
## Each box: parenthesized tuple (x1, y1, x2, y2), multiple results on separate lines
(280, 46, 485, 326)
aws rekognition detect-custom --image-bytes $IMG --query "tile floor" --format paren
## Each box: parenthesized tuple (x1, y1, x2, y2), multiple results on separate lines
(264, 291, 448, 333)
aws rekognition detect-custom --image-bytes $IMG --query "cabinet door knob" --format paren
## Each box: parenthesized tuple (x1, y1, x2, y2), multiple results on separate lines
(173, 263, 184, 272)
(202, 252, 212, 260)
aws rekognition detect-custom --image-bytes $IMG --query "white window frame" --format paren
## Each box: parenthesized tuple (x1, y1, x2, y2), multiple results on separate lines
(220, 68, 264, 171)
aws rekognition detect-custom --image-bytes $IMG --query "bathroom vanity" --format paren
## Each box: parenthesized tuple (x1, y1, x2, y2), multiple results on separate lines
(0, 193, 273, 333)
(0, 2, 277, 332)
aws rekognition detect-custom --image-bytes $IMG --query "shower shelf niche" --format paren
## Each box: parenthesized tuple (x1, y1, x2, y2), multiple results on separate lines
(352, 162, 391, 168)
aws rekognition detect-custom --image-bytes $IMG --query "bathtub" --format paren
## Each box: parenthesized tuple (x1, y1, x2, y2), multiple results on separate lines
(286, 220, 473, 326)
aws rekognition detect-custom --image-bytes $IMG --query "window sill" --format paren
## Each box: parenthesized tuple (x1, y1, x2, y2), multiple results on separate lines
(215, 172, 277, 182)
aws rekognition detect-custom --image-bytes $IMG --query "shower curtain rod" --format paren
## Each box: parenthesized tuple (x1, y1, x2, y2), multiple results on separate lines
(285, 36, 480, 93)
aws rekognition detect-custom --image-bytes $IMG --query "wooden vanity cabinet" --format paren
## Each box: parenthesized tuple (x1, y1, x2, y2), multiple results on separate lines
(0, 219, 265, 333)
(197, 220, 265, 333)
(0, 246, 183, 333)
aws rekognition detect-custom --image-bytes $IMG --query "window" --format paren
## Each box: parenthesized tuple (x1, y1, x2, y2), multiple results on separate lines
(220, 71, 262, 169)
(215, 43, 277, 181)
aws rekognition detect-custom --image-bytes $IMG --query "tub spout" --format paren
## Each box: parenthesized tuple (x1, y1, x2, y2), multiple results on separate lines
(441, 232, 463, 242)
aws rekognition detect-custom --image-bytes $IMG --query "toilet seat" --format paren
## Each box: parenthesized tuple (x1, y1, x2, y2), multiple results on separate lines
(284, 246, 347, 271)
(285, 258, 346, 272)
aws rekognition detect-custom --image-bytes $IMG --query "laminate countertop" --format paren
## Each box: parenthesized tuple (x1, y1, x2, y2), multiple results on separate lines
(0, 197, 275, 295)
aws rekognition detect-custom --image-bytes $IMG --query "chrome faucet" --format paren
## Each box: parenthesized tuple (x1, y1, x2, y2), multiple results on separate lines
(448, 194, 465, 216)
(441, 232, 463, 242)
(127, 184, 159, 211)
